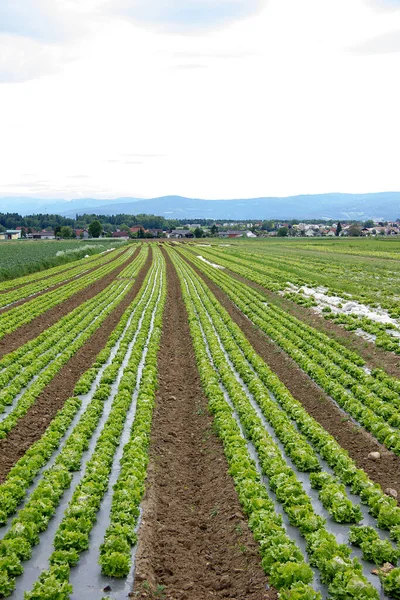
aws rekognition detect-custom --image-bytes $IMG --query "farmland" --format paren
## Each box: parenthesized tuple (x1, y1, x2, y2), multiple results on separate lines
(0, 238, 399, 599)
(0, 239, 125, 282)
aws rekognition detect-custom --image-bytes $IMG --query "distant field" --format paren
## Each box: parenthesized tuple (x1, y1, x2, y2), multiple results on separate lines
(0, 238, 126, 281)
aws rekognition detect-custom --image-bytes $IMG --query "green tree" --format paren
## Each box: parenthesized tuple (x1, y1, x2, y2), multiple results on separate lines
(262, 220, 275, 231)
(54, 225, 62, 237)
(60, 226, 72, 239)
(210, 224, 218, 236)
(194, 227, 204, 238)
(348, 223, 362, 237)
(88, 220, 103, 238)
(336, 222, 342, 236)
(277, 227, 288, 237)
(363, 219, 374, 229)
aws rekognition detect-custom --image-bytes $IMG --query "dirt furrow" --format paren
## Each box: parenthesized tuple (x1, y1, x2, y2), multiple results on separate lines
(133, 250, 273, 600)
(0, 247, 152, 482)
(0, 246, 138, 359)
(182, 255, 400, 500)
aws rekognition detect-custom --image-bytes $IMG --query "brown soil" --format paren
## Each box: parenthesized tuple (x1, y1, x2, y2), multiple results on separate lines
(0, 248, 130, 313)
(0, 248, 152, 482)
(182, 255, 400, 500)
(133, 251, 274, 600)
(0, 247, 137, 359)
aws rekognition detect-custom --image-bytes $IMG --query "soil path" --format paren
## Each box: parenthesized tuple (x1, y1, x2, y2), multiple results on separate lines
(133, 251, 273, 600)
(0, 246, 138, 359)
(182, 254, 400, 500)
(0, 247, 152, 481)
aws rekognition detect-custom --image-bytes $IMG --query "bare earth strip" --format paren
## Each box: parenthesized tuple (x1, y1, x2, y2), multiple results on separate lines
(0, 246, 137, 358)
(0, 247, 152, 482)
(183, 254, 400, 500)
(133, 250, 273, 600)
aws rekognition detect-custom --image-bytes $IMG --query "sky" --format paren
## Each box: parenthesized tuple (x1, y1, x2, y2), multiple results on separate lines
(0, 0, 400, 200)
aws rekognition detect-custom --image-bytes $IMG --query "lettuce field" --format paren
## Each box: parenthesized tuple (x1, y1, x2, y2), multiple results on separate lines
(0, 238, 399, 599)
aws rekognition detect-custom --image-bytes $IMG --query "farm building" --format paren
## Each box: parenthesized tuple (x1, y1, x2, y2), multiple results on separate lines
(0, 230, 22, 240)
(29, 231, 56, 240)
(167, 230, 194, 238)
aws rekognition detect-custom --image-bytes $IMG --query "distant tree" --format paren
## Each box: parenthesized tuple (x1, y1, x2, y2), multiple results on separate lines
(348, 223, 362, 237)
(277, 227, 288, 237)
(71, 230, 77, 238)
(79, 232, 84, 239)
(363, 219, 374, 229)
(138, 228, 145, 238)
(194, 227, 204, 238)
(335, 222, 342, 236)
(60, 226, 72, 239)
(262, 220, 275, 231)
(54, 225, 62, 237)
(210, 224, 218, 236)
(20, 227, 27, 238)
(88, 220, 103, 238)
(119, 223, 130, 232)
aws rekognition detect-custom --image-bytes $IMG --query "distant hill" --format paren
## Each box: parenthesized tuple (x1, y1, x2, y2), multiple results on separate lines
(1, 192, 399, 220)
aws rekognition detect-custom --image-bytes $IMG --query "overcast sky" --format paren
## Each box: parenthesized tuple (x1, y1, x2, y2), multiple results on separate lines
(0, 0, 399, 200)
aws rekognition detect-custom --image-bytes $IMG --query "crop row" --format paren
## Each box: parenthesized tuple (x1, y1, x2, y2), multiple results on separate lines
(0, 247, 146, 388)
(170, 248, 391, 600)
(197, 244, 400, 353)
(181, 248, 400, 454)
(0, 247, 151, 531)
(0, 248, 148, 441)
(0, 246, 136, 340)
(0, 248, 164, 597)
(25, 250, 166, 598)
(200, 242, 400, 317)
(0, 243, 125, 291)
(180, 258, 400, 542)
(0, 247, 128, 310)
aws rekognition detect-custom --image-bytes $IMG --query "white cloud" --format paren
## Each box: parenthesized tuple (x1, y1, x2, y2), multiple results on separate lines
(352, 29, 400, 53)
(0, 34, 73, 82)
(0, 0, 399, 200)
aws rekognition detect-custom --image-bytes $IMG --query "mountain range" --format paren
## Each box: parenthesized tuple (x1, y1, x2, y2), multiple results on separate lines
(0, 192, 399, 221)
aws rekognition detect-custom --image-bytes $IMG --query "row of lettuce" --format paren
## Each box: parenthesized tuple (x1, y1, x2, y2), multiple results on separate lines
(0, 247, 163, 597)
(0, 247, 148, 443)
(182, 247, 400, 455)
(0, 246, 135, 340)
(25, 251, 166, 598)
(0, 247, 127, 310)
(170, 247, 400, 599)
(196, 242, 400, 319)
